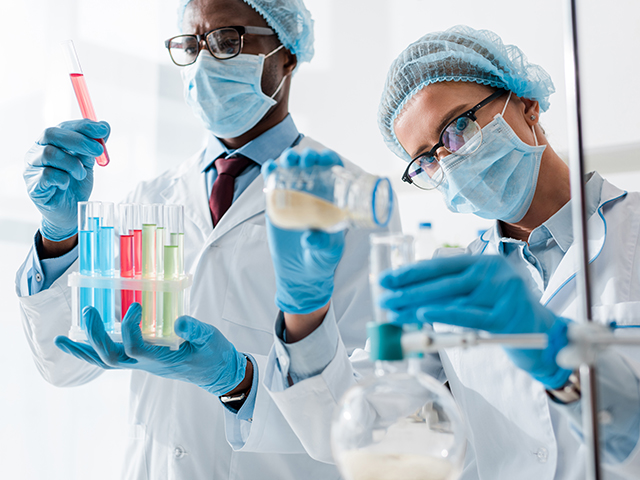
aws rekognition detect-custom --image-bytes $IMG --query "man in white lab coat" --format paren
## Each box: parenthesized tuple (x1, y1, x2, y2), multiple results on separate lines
(261, 25, 640, 479)
(17, 0, 398, 478)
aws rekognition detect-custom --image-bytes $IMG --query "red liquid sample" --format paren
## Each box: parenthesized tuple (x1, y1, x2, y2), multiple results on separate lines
(133, 229, 142, 303)
(69, 73, 110, 167)
(120, 235, 134, 321)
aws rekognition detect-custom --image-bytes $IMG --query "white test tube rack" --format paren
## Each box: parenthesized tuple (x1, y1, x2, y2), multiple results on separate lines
(68, 273, 192, 350)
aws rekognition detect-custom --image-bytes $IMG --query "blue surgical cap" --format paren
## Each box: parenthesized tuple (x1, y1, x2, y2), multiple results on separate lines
(378, 25, 555, 161)
(177, 0, 314, 64)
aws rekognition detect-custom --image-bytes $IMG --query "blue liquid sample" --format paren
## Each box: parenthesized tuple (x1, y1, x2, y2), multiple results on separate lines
(79, 230, 95, 326)
(97, 226, 115, 333)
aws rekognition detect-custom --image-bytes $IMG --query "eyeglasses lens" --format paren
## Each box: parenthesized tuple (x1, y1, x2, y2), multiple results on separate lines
(168, 36, 199, 66)
(407, 155, 445, 190)
(442, 117, 482, 154)
(207, 28, 241, 59)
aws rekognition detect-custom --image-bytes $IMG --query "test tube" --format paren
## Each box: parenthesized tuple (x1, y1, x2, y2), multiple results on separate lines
(61, 40, 110, 167)
(153, 204, 165, 332)
(162, 205, 184, 338)
(78, 201, 101, 325)
(369, 233, 414, 324)
(132, 205, 142, 303)
(119, 204, 136, 321)
(141, 205, 159, 335)
(96, 203, 115, 332)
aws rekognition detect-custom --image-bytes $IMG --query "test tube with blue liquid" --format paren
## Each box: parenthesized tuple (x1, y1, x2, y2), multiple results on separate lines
(162, 205, 184, 338)
(78, 201, 101, 327)
(96, 202, 115, 332)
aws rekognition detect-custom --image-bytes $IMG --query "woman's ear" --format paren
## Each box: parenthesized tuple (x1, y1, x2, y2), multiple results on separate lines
(521, 98, 540, 127)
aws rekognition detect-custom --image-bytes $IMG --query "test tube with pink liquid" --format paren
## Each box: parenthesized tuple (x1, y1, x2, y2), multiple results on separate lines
(61, 40, 110, 167)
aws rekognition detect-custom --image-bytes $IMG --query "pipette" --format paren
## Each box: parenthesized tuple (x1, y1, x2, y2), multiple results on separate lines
(61, 40, 110, 167)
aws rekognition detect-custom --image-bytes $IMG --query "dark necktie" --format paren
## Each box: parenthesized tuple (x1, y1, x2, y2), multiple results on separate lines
(209, 154, 255, 227)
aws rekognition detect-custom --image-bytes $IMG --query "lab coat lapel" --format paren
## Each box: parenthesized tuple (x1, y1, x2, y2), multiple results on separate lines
(160, 150, 213, 238)
(541, 180, 626, 308)
(206, 174, 266, 244)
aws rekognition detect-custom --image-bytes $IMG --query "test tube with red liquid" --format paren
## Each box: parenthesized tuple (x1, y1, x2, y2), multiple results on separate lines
(119, 204, 137, 321)
(61, 40, 110, 167)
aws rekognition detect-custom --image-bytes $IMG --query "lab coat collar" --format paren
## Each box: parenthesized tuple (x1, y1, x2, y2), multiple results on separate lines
(541, 175, 626, 308)
(161, 150, 213, 237)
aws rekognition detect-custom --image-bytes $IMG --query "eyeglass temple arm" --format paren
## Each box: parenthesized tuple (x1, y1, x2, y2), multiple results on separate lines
(469, 88, 508, 116)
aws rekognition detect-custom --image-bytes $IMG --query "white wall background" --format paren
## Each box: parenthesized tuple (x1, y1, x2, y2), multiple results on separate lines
(0, 0, 638, 478)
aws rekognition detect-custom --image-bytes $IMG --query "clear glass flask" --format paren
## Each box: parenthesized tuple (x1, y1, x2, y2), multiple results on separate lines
(264, 165, 393, 232)
(331, 233, 466, 480)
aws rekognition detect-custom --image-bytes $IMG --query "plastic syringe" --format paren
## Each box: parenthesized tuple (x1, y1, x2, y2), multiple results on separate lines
(61, 40, 110, 167)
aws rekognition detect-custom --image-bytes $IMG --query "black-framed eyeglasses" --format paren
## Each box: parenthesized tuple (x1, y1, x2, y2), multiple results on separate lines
(402, 89, 507, 190)
(165, 25, 276, 66)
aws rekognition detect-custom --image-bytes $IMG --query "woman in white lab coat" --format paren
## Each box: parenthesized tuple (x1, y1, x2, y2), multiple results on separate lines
(264, 25, 640, 479)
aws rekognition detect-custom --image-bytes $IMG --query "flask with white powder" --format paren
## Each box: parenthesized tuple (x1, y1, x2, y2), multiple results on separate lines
(264, 165, 393, 232)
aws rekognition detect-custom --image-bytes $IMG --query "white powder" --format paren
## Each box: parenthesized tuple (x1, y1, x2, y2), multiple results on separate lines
(266, 190, 348, 230)
(339, 451, 457, 480)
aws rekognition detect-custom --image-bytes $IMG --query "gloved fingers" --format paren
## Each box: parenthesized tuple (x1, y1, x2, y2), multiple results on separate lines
(28, 168, 70, 200)
(387, 308, 422, 325)
(84, 307, 135, 367)
(54, 335, 114, 369)
(37, 125, 105, 160)
(26, 142, 94, 181)
(416, 304, 492, 330)
(279, 148, 301, 168)
(261, 159, 279, 180)
(317, 149, 344, 167)
(379, 268, 484, 312)
(298, 148, 321, 168)
(58, 119, 111, 142)
(174, 316, 216, 347)
(121, 303, 154, 359)
(301, 230, 345, 268)
(379, 255, 480, 290)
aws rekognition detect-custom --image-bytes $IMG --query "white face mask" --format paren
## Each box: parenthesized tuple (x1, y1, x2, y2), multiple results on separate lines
(181, 46, 286, 139)
(438, 94, 546, 223)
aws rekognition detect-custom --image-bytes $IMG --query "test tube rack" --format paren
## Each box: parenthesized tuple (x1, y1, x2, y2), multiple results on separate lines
(68, 273, 192, 350)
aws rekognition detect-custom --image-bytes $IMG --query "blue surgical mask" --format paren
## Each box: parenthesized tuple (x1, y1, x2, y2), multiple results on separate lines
(437, 108, 546, 223)
(181, 46, 286, 139)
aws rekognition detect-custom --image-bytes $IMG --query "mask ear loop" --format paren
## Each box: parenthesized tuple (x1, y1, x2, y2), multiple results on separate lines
(531, 125, 539, 146)
(260, 45, 288, 99)
(501, 91, 512, 117)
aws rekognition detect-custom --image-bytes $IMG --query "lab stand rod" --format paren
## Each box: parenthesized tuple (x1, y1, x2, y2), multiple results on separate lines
(401, 331, 548, 355)
(563, 0, 601, 478)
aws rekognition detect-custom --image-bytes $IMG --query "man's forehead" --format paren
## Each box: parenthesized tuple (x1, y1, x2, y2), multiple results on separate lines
(183, 0, 269, 32)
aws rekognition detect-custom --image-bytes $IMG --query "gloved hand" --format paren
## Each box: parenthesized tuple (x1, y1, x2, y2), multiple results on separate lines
(24, 119, 110, 241)
(261, 148, 345, 314)
(55, 303, 247, 396)
(379, 255, 572, 389)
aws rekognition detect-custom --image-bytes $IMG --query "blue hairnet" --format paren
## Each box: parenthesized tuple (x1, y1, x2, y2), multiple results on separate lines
(177, 0, 314, 64)
(378, 25, 555, 161)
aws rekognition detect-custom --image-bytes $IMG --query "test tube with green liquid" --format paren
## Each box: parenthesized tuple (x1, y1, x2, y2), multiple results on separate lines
(141, 205, 158, 335)
(153, 204, 165, 333)
(162, 205, 184, 338)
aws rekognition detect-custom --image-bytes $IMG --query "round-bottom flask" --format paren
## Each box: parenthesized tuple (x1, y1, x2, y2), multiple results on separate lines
(332, 359, 466, 480)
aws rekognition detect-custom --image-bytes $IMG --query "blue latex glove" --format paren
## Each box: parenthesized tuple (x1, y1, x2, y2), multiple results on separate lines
(55, 303, 247, 396)
(379, 255, 572, 389)
(261, 148, 345, 314)
(24, 119, 110, 241)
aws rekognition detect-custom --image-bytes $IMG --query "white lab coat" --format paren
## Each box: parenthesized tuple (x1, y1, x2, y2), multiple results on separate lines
(17, 136, 401, 480)
(265, 177, 640, 479)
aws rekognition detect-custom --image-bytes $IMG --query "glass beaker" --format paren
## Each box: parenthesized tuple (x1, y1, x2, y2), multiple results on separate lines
(264, 165, 393, 232)
(369, 233, 415, 324)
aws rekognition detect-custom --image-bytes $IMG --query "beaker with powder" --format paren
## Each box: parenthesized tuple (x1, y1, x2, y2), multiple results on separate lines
(264, 165, 393, 232)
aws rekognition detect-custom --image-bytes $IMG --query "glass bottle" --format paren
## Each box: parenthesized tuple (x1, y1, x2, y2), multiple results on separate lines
(264, 165, 393, 232)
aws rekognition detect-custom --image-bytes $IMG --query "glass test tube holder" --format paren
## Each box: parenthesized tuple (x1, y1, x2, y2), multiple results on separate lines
(67, 273, 192, 350)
